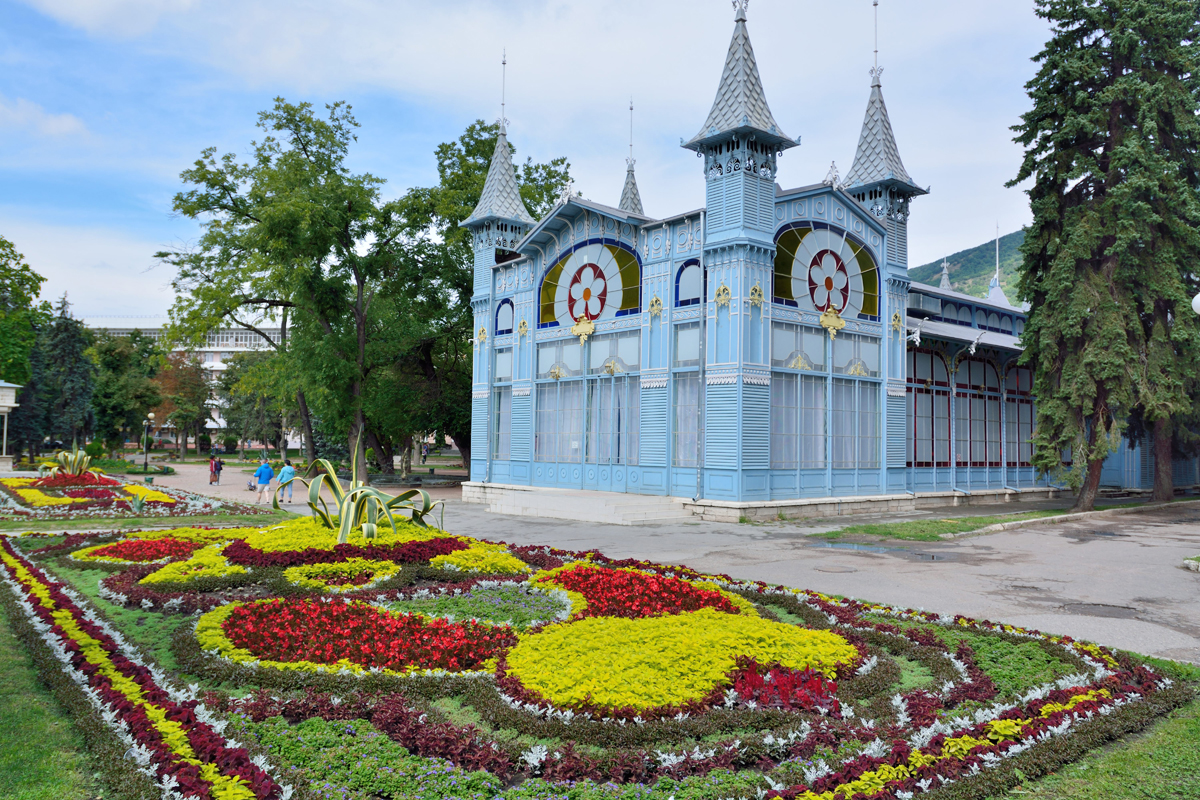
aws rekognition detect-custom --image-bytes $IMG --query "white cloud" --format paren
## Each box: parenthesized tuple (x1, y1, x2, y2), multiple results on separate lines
(0, 96, 88, 137)
(20, 0, 198, 37)
(0, 217, 178, 316)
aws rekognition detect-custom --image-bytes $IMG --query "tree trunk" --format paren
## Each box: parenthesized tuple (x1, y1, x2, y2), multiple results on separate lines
(1152, 417, 1174, 503)
(296, 389, 317, 465)
(451, 433, 470, 472)
(1073, 456, 1104, 513)
(399, 435, 412, 481)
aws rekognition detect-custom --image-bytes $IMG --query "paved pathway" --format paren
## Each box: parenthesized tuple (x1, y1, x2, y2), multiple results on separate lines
(157, 462, 1200, 664)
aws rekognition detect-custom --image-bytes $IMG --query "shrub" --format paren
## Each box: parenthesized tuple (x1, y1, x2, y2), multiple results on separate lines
(223, 435, 239, 453)
(84, 442, 105, 459)
(198, 434, 212, 452)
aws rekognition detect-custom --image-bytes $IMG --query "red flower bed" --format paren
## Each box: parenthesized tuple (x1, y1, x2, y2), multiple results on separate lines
(31, 472, 121, 488)
(222, 598, 517, 672)
(222, 536, 468, 568)
(83, 537, 203, 563)
(728, 657, 840, 714)
(63, 487, 119, 500)
(545, 564, 741, 619)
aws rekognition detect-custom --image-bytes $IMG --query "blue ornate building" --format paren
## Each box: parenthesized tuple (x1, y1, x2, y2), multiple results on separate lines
(461, 3, 1187, 508)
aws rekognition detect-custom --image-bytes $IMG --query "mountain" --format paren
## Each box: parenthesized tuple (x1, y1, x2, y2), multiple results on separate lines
(909, 230, 1025, 302)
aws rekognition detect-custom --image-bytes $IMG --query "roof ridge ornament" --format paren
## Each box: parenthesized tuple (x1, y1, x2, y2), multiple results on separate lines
(733, 0, 749, 21)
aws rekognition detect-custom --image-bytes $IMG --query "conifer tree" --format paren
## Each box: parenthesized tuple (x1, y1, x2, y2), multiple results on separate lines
(1010, 0, 1200, 510)
(40, 297, 96, 446)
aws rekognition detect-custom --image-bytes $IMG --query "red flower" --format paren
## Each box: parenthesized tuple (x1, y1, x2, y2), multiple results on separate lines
(544, 564, 741, 619)
(84, 537, 202, 563)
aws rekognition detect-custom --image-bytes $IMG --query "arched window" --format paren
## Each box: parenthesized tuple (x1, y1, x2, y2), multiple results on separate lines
(1006, 367, 1034, 467)
(955, 358, 1002, 467)
(676, 260, 702, 307)
(942, 303, 957, 321)
(495, 299, 515, 336)
(988, 312, 1001, 331)
(906, 350, 950, 468)
(1001, 316, 1013, 334)
(1015, 318, 1025, 336)
(959, 306, 973, 326)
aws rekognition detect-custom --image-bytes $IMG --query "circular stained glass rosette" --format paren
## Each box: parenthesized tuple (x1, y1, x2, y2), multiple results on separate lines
(552, 244, 625, 325)
(783, 228, 876, 318)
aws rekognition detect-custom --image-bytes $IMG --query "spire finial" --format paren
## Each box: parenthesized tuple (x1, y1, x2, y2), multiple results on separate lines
(995, 222, 1001, 281)
(628, 98, 635, 169)
(873, 0, 879, 71)
(499, 49, 508, 133)
(733, 0, 748, 22)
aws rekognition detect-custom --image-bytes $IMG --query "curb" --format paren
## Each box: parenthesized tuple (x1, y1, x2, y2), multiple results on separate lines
(940, 498, 1200, 540)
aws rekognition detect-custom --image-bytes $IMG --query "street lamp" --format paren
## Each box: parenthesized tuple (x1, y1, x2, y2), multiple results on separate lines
(143, 412, 156, 473)
(1192, 292, 1200, 317)
(0, 381, 21, 472)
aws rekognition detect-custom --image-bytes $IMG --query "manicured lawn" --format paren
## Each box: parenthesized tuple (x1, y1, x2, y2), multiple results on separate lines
(1000, 659, 1200, 799)
(0, 590, 102, 800)
(815, 511, 1067, 542)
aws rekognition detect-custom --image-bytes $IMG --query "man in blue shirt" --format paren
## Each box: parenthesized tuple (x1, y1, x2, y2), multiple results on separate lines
(254, 458, 275, 505)
(277, 460, 296, 504)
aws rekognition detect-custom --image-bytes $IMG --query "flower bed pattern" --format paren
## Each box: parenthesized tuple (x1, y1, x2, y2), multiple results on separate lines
(0, 539, 286, 799)
(6, 519, 1191, 800)
(0, 475, 267, 520)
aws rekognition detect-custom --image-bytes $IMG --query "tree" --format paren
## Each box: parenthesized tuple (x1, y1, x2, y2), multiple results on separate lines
(89, 330, 165, 455)
(40, 297, 96, 446)
(0, 235, 52, 385)
(1009, 0, 1200, 511)
(393, 121, 571, 465)
(8, 328, 50, 461)
(161, 104, 571, 477)
(216, 351, 291, 456)
(153, 354, 211, 458)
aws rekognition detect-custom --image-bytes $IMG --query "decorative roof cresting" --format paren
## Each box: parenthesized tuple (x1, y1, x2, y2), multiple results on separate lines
(843, 67, 920, 191)
(684, 0, 794, 151)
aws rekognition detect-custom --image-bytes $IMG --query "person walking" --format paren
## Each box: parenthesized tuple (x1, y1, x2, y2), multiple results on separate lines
(215, 457, 224, 486)
(421, 443, 428, 465)
(253, 458, 275, 505)
(208, 456, 219, 486)
(277, 459, 296, 504)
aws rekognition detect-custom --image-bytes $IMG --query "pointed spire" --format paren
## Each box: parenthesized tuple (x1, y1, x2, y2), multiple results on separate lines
(987, 223, 1012, 306)
(683, 0, 794, 152)
(844, 67, 919, 191)
(939, 258, 952, 290)
(619, 100, 644, 215)
(462, 52, 536, 229)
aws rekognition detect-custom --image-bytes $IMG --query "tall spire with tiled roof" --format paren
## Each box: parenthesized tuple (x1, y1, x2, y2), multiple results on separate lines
(463, 121, 536, 228)
(683, 0, 795, 152)
(619, 100, 645, 215)
(844, 69, 919, 191)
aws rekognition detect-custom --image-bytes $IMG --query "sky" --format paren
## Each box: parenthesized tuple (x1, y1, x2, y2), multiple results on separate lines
(0, 0, 1052, 318)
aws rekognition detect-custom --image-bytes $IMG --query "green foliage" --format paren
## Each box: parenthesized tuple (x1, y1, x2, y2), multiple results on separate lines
(386, 584, 569, 629)
(892, 654, 936, 693)
(818, 510, 1065, 541)
(275, 435, 440, 541)
(0, 235, 51, 388)
(88, 329, 164, 453)
(154, 353, 211, 455)
(0, 589, 99, 800)
(1009, 0, 1200, 505)
(40, 298, 96, 444)
(41, 443, 95, 478)
(216, 352, 288, 452)
(910, 230, 1024, 300)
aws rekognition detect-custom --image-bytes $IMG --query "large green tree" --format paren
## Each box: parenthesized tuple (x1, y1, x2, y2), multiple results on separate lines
(89, 330, 165, 455)
(152, 353, 211, 458)
(1009, 0, 1200, 510)
(40, 298, 95, 446)
(0, 235, 51, 386)
(216, 351, 293, 457)
(161, 103, 570, 475)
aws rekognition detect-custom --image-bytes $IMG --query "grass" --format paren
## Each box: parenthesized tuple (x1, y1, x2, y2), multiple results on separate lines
(815, 510, 1068, 542)
(1000, 658, 1200, 799)
(0, 586, 104, 799)
(0, 508, 295, 534)
(893, 654, 936, 693)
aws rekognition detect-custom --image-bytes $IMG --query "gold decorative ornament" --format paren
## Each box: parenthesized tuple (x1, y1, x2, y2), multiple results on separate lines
(820, 306, 847, 340)
(891, 311, 903, 334)
(749, 282, 765, 309)
(603, 359, 623, 376)
(477, 326, 488, 346)
(848, 361, 870, 377)
(648, 294, 663, 319)
(715, 283, 732, 309)
(787, 354, 815, 371)
(517, 319, 529, 339)
(549, 365, 567, 381)
(571, 315, 595, 345)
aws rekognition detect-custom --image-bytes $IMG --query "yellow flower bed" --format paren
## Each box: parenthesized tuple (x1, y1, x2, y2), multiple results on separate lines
(127, 528, 258, 544)
(282, 558, 401, 593)
(139, 543, 249, 585)
(505, 607, 858, 710)
(124, 484, 176, 504)
(430, 542, 531, 575)
(240, 516, 453, 553)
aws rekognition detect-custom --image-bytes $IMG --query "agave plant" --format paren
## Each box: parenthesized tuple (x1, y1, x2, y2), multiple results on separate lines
(274, 436, 441, 543)
(39, 442, 95, 478)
